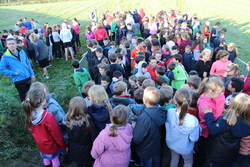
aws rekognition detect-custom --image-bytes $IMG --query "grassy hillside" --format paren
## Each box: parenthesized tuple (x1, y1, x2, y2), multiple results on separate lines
(0, 0, 249, 164)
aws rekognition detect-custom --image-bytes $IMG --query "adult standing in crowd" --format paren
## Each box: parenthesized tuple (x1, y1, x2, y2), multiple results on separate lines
(0, 38, 35, 101)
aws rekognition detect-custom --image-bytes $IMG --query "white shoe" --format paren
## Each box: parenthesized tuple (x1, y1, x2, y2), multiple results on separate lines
(45, 76, 50, 79)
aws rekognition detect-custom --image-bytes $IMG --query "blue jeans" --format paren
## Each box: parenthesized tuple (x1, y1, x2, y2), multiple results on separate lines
(211, 162, 237, 167)
(237, 154, 250, 167)
(140, 155, 158, 167)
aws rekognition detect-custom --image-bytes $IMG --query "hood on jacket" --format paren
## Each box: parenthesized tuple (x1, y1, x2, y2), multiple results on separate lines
(63, 115, 84, 128)
(74, 67, 89, 78)
(128, 104, 145, 123)
(88, 104, 110, 122)
(145, 107, 166, 126)
(62, 23, 67, 29)
(107, 124, 133, 151)
(31, 110, 47, 125)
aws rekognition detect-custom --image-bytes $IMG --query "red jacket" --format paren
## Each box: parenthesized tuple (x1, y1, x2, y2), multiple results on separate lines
(203, 25, 210, 37)
(147, 65, 157, 82)
(179, 40, 192, 56)
(243, 76, 250, 95)
(94, 28, 108, 41)
(30, 110, 67, 155)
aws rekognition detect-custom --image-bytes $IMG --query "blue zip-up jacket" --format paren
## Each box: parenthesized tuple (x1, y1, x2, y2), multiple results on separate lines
(0, 48, 34, 82)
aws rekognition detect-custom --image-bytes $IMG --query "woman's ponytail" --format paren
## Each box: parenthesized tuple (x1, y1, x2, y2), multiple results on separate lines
(22, 98, 34, 128)
(109, 125, 117, 137)
(198, 77, 209, 95)
(179, 99, 189, 125)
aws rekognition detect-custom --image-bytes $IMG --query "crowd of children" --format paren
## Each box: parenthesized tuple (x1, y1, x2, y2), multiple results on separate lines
(1, 7, 250, 167)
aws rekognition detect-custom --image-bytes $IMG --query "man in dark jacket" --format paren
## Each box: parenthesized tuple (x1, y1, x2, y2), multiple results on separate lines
(133, 86, 166, 167)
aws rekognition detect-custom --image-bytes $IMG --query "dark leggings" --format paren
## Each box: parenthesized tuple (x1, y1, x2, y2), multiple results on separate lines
(76, 34, 81, 47)
(77, 163, 92, 167)
(53, 42, 62, 58)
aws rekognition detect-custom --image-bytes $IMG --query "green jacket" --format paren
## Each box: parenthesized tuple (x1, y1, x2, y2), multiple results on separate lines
(172, 64, 188, 89)
(73, 67, 91, 93)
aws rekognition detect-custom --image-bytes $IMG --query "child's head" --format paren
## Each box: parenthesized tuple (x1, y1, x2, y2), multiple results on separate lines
(136, 38, 144, 48)
(167, 62, 176, 71)
(135, 55, 145, 64)
(100, 75, 110, 89)
(171, 46, 179, 55)
(67, 96, 91, 130)
(173, 54, 183, 63)
(116, 53, 123, 63)
(173, 88, 191, 125)
(113, 81, 127, 96)
(154, 51, 162, 62)
(200, 49, 211, 61)
(226, 63, 239, 77)
(109, 53, 117, 63)
(205, 20, 210, 26)
(95, 47, 103, 58)
(185, 45, 191, 53)
(189, 90, 200, 108)
(16, 39, 23, 47)
(224, 93, 250, 126)
(142, 79, 155, 89)
(214, 22, 221, 28)
(141, 62, 148, 74)
(129, 75, 137, 88)
(215, 50, 229, 61)
(227, 43, 237, 52)
(22, 89, 46, 127)
(29, 81, 49, 94)
(131, 37, 138, 45)
(187, 76, 201, 90)
(113, 71, 123, 81)
(101, 57, 109, 64)
(137, 76, 147, 88)
(156, 76, 167, 88)
(162, 44, 169, 53)
(110, 41, 116, 48)
(97, 63, 108, 75)
(155, 66, 166, 76)
(103, 37, 109, 46)
(82, 81, 95, 97)
(228, 77, 244, 93)
(143, 86, 161, 107)
(148, 56, 157, 69)
(188, 70, 198, 77)
(133, 88, 144, 105)
(109, 105, 129, 137)
(159, 85, 173, 106)
(71, 59, 80, 69)
(198, 77, 224, 98)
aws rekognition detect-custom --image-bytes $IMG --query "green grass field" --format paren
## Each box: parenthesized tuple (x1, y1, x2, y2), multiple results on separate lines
(0, 0, 249, 165)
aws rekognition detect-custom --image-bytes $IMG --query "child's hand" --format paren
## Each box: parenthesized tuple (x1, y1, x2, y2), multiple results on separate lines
(203, 72, 207, 78)
(82, 53, 86, 57)
(112, 77, 118, 82)
(201, 106, 212, 114)
(223, 72, 227, 78)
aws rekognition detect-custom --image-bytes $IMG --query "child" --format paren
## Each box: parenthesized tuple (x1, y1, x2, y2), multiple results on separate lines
(225, 77, 244, 106)
(130, 36, 138, 50)
(222, 63, 239, 96)
(191, 39, 204, 62)
(100, 75, 112, 98)
(82, 81, 95, 107)
(63, 96, 99, 167)
(118, 21, 127, 43)
(154, 51, 164, 66)
(187, 76, 201, 91)
(194, 76, 225, 166)
(72, 59, 91, 97)
(183, 45, 195, 73)
(155, 66, 170, 85)
(133, 87, 166, 167)
(137, 76, 147, 88)
(22, 89, 67, 167)
(227, 43, 238, 62)
(172, 54, 188, 90)
(108, 41, 117, 57)
(88, 85, 113, 131)
(92, 48, 105, 83)
(97, 62, 108, 84)
(132, 54, 145, 75)
(188, 90, 200, 120)
(156, 76, 167, 88)
(202, 93, 250, 166)
(147, 56, 157, 82)
(165, 62, 176, 86)
(135, 61, 151, 79)
(203, 20, 210, 41)
(210, 50, 231, 79)
(102, 37, 110, 58)
(129, 75, 138, 97)
(162, 44, 170, 60)
(194, 49, 212, 79)
(160, 85, 175, 109)
(243, 62, 250, 95)
(107, 53, 127, 79)
(165, 45, 179, 66)
(109, 81, 135, 106)
(142, 79, 155, 89)
(165, 89, 201, 167)
(131, 38, 145, 70)
(202, 36, 210, 50)
(91, 105, 133, 167)
(210, 22, 221, 48)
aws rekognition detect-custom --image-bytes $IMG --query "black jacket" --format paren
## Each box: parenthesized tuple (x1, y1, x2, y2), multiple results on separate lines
(194, 60, 212, 79)
(107, 63, 127, 79)
(133, 106, 166, 159)
(205, 113, 250, 165)
(64, 118, 99, 164)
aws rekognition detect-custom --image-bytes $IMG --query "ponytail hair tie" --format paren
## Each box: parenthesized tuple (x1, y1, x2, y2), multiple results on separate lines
(183, 98, 187, 101)
(25, 98, 30, 102)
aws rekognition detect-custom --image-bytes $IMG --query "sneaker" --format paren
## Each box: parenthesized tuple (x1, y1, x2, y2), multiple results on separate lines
(56, 57, 60, 60)
(45, 76, 50, 79)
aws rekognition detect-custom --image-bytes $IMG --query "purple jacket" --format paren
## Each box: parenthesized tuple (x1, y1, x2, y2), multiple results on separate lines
(91, 124, 133, 167)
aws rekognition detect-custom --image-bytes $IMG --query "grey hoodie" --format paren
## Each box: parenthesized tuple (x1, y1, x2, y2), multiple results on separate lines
(135, 61, 151, 79)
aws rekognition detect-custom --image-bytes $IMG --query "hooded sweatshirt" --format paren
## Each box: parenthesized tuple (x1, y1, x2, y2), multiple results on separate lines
(165, 108, 201, 155)
(135, 61, 151, 79)
(73, 67, 91, 93)
(60, 23, 72, 43)
(30, 109, 67, 155)
(133, 106, 166, 159)
(46, 94, 65, 124)
(91, 124, 133, 167)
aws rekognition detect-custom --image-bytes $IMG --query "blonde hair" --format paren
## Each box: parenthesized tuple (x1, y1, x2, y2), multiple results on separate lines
(227, 43, 239, 57)
(199, 49, 211, 58)
(109, 105, 129, 137)
(227, 63, 239, 77)
(29, 33, 39, 43)
(224, 93, 250, 125)
(66, 96, 91, 130)
(113, 81, 127, 96)
(181, 32, 190, 40)
(173, 89, 191, 125)
(29, 82, 49, 94)
(143, 86, 160, 106)
(198, 77, 224, 95)
(96, 22, 103, 29)
(88, 85, 112, 112)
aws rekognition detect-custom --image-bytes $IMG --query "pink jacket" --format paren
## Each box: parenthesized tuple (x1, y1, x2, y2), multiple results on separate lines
(210, 60, 231, 79)
(243, 76, 250, 95)
(85, 32, 95, 40)
(239, 135, 250, 155)
(72, 23, 80, 34)
(198, 93, 225, 138)
(91, 124, 133, 167)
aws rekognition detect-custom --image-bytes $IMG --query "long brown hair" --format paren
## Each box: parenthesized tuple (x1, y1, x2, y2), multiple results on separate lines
(67, 96, 91, 130)
(173, 89, 191, 125)
(198, 77, 224, 95)
(22, 89, 46, 128)
(109, 105, 129, 137)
